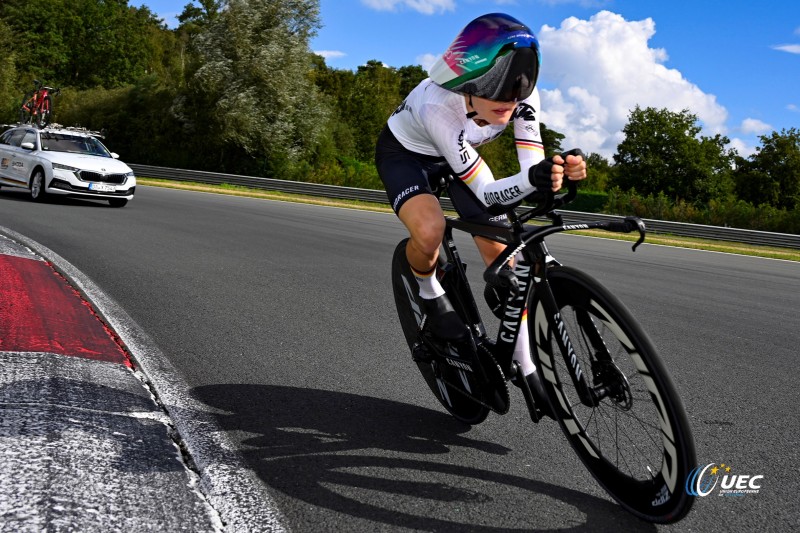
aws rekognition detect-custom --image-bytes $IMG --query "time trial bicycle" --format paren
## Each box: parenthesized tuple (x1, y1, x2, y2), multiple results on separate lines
(19, 80, 60, 128)
(391, 157, 696, 523)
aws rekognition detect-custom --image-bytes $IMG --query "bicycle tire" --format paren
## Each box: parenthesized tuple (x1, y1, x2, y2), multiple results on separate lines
(391, 239, 489, 425)
(19, 92, 35, 124)
(529, 265, 696, 523)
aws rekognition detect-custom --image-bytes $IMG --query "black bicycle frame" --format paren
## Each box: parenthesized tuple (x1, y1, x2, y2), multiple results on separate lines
(441, 204, 645, 411)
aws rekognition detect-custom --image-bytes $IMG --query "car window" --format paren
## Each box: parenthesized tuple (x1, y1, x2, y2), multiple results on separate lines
(3, 130, 26, 147)
(40, 133, 112, 157)
(0, 131, 13, 145)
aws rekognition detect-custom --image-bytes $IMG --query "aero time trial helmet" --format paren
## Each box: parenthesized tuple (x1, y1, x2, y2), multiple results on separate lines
(429, 13, 541, 103)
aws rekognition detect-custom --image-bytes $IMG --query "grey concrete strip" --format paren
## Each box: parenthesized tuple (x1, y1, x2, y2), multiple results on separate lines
(0, 234, 38, 261)
(0, 226, 289, 532)
(0, 352, 221, 532)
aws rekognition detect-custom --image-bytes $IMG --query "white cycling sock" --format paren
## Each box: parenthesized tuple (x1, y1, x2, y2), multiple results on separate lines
(411, 264, 446, 300)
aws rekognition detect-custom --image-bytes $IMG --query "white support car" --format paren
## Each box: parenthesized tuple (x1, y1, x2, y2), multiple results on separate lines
(0, 124, 136, 207)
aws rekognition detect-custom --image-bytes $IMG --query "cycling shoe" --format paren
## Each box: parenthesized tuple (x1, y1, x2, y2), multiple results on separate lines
(421, 294, 470, 341)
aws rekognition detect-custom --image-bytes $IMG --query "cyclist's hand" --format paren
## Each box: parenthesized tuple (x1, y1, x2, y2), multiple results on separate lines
(561, 148, 587, 183)
(529, 149, 587, 193)
(529, 157, 565, 192)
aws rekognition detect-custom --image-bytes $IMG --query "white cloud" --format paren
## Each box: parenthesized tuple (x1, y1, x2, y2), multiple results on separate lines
(788, 104, 800, 113)
(417, 53, 438, 72)
(740, 118, 772, 135)
(773, 44, 800, 54)
(536, 11, 728, 159)
(361, 0, 455, 14)
(315, 50, 346, 60)
(728, 137, 758, 158)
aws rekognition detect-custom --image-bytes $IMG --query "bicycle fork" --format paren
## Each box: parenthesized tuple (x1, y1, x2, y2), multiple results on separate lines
(531, 272, 620, 408)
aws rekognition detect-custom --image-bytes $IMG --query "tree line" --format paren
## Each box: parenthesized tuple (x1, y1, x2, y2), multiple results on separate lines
(1, 0, 797, 233)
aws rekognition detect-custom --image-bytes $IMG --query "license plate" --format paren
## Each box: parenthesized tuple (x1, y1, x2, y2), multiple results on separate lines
(88, 182, 116, 192)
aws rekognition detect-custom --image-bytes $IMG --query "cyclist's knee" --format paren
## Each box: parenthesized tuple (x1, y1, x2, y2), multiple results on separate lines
(410, 219, 444, 256)
(399, 195, 445, 257)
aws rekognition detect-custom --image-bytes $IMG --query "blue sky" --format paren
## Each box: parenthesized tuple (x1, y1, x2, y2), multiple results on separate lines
(137, 0, 799, 159)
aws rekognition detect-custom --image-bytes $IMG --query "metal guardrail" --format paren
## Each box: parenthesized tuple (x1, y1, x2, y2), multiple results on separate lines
(130, 163, 800, 250)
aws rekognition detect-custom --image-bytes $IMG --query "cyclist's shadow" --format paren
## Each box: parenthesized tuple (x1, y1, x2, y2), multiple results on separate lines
(193, 384, 656, 532)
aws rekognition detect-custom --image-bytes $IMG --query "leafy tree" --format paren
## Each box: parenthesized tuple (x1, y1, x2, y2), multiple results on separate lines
(1, 0, 169, 88)
(341, 60, 402, 160)
(0, 19, 17, 119)
(613, 106, 734, 203)
(397, 65, 427, 97)
(584, 152, 612, 192)
(733, 128, 800, 210)
(181, 0, 328, 176)
(177, 0, 222, 28)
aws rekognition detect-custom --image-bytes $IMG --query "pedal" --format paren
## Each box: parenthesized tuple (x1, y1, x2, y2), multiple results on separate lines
(411, 342, 432, 363)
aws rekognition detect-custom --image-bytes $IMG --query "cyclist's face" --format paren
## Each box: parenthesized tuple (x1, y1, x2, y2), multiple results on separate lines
(467, 95, 517, 126)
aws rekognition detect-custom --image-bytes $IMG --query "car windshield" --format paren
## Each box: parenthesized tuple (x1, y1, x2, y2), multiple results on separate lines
(40, 133, 112, 157)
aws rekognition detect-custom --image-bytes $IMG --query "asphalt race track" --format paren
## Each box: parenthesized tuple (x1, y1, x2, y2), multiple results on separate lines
(1, 185, 798, 532)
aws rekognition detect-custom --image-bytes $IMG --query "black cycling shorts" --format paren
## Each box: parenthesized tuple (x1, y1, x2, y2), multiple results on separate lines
(375, 125, 508, 227)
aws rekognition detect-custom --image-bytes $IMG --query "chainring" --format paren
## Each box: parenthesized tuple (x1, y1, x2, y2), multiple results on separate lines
(426, 337, 510, 415)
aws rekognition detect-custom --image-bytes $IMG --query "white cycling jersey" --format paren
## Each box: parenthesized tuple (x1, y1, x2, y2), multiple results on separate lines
(387, 79, 546, 206)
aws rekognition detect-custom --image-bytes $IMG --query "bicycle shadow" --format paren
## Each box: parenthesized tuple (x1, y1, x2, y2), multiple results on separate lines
(192, 384, 656, 532)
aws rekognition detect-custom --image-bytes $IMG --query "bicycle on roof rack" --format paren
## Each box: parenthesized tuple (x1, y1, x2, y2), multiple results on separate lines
(390, 156, 697, 523)
(19, 80, 61, 128)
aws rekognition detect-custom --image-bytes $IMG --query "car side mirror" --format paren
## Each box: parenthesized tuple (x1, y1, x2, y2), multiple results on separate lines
(110, 152, 119, 159)
(21, 142, 35, 150)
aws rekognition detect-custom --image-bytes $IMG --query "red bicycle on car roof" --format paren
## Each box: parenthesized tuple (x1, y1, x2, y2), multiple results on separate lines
(19, 80, 61, 128)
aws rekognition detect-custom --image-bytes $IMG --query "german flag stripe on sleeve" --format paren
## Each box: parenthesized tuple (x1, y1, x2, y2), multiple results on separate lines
(456, 157, 485, 186)
(515, 139, 545, 153)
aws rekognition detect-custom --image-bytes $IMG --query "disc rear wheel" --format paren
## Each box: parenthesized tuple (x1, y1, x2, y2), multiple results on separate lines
(391, 239, 489, 425)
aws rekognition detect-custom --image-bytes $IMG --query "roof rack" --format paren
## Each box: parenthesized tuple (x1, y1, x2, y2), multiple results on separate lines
(0, 122, 105, 138)
(44, 123, 106, 138)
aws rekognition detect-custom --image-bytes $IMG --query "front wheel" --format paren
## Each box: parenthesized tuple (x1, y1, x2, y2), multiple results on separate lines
(391, 239, 489, 425)
(530, 266, 696, 523)
(29, 169, 48, 202)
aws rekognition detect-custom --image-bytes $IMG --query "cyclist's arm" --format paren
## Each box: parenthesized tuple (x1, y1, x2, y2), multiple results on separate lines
(512, 88, 546, 174)
(422, 103, 537, 207)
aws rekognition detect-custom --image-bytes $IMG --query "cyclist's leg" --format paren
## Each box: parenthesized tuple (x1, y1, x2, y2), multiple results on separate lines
(398, 194, 445, 284)
(376, 128, 466, 339)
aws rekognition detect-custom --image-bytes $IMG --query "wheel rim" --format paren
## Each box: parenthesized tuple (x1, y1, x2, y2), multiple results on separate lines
(31, 173, 43, 198)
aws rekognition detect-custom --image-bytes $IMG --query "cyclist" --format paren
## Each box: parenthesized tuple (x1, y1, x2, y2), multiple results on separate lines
(375, 13, 586, 412)
(376, 13, 586, 406)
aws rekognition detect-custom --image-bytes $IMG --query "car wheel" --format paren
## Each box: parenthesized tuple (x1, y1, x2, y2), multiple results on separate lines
(30, 169, 48, 202)
(108, 198, 128, 208)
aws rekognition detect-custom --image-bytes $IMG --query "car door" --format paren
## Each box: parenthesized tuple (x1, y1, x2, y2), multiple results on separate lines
(12, 130, 38, 185)
(0, 130, 18, 183)
(0, 129, 28, 186)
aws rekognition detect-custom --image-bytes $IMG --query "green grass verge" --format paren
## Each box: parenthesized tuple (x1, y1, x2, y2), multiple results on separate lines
(138, 177, 799, 262)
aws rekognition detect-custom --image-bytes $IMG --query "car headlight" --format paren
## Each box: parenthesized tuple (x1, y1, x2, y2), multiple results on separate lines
(124, 171, 135, 178)
(52, 162, 80, 173)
